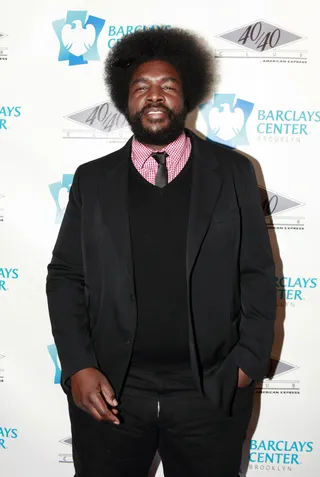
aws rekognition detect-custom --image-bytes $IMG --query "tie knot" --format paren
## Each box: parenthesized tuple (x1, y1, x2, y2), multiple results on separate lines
(151, 151, 168, 165)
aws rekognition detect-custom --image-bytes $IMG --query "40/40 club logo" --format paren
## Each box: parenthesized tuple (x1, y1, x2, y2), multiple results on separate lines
(232, 22, 283, 52)
(259, 186, 305, 231)
(0, 32, 8, 61)
(0, 354, 4, 384)
(256, 357, 300, 395)
(215, 20, 307, 63)
(59, 436, 73, 464)
(249, 440, 313, 472)
(198, 93, 320, 147)
(0, 194, 4, 222)
(63, 101, 131, 142)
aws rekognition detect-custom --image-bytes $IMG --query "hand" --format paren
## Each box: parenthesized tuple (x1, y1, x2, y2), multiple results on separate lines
(71, 367, 120, 424)
(237, 368, 252, 388)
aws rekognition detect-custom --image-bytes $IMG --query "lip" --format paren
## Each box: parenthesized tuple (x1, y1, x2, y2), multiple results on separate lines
(144, 108, 167, 116)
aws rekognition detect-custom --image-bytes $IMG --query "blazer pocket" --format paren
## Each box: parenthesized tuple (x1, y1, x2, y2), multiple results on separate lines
(212, 207, 239, 224)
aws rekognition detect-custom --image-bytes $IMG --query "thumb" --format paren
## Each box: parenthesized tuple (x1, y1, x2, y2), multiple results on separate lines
(100, 379, 118, 407)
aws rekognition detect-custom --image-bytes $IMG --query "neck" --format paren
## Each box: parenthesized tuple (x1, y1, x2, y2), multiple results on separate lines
(147, 143, 168, 150)
(133, 129, 186, 151)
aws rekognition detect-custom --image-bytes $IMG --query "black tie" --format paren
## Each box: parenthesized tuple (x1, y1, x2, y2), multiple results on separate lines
(151, 152, 168, 188)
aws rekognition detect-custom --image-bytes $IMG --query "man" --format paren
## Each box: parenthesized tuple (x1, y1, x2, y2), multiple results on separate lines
(46, 27, 276, 477)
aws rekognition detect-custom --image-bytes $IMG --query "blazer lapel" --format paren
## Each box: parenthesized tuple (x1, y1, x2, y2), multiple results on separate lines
(97, 140, 134, 282)
(186, 132, 222, 277)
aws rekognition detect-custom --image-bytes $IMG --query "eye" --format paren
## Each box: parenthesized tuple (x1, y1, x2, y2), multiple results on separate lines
(163, 85, 174, 91)
(136, 86, 147, 92)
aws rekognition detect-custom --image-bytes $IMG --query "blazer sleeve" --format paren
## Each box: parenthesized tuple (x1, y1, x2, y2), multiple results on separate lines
(46, 167, 98, 388)
(233, 156, 276, 381)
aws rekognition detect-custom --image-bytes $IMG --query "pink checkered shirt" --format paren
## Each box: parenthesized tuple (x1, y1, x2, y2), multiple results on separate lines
(131, 133, 191, 185)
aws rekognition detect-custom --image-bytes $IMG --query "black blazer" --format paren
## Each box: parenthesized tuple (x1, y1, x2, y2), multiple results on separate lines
(46, 129, 276, 414)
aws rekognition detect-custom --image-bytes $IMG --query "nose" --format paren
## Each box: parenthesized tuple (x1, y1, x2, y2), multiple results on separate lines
(146, 85, 165, 104)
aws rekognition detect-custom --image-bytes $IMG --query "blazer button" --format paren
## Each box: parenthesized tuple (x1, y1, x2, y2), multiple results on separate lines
(130, 294, 135, 302)
(125, 339, 131, 345)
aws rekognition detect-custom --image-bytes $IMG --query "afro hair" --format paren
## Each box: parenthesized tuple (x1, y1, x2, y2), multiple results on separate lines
(104, 27, 214, 115)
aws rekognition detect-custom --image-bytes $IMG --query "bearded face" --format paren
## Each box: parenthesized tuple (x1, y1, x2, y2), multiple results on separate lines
(127, 60, 187, 146)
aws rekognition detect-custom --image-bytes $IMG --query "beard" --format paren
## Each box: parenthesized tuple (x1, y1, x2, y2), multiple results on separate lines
(127, 104, 187, 146)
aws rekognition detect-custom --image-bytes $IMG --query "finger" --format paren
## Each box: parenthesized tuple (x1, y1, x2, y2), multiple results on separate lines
(111, 408, 119, 414)
(75, 400, 104, 421)
(85, 404, 105, 422)
(88, 393, 109, 416)
(100, 382, 118, 407)
(89, 394, 120, 424)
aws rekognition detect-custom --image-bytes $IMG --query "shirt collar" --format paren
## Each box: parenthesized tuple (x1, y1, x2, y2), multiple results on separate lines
(132, 132, 188, 170)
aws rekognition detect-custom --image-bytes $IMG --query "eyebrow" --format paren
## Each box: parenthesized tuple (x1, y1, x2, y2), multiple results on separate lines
(131, 76, 180, 86)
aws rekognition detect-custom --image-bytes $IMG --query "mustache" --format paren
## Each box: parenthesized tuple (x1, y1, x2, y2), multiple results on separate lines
(136, 104, 173, 118)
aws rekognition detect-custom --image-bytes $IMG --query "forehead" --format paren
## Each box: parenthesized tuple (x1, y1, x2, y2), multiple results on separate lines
(130, 60, 181, 83)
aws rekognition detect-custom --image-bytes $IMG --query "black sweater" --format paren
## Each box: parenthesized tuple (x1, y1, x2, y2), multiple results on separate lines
(129, 156, 192, 372)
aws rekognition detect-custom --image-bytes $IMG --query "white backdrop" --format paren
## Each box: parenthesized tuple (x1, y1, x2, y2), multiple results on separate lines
(1, 0, 319, 475)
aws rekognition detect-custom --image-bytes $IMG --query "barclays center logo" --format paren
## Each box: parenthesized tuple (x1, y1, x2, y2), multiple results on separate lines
(0, 268, 19, 292)
(199, 94, 254, 147)
(47, 344, 61, 384)
(49, 174, 74, 224)
(53, 12, 171, 66)
(53, 11, 106, 66)
(256, 109, 320, 143)
(0, 106, 22, 131)
(198, 94, 320, 146)
(63, 101, 131, 142)
(249, 439, 313, 472)
(276, 276, 317, 305)
(0, 427, 18, 450)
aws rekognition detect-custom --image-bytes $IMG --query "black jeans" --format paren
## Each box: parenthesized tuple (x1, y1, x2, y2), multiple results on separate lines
(68, 367, 254, 477)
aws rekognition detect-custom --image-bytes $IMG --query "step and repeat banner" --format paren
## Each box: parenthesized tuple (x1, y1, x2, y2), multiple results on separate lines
(1, 0, 319, 476)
